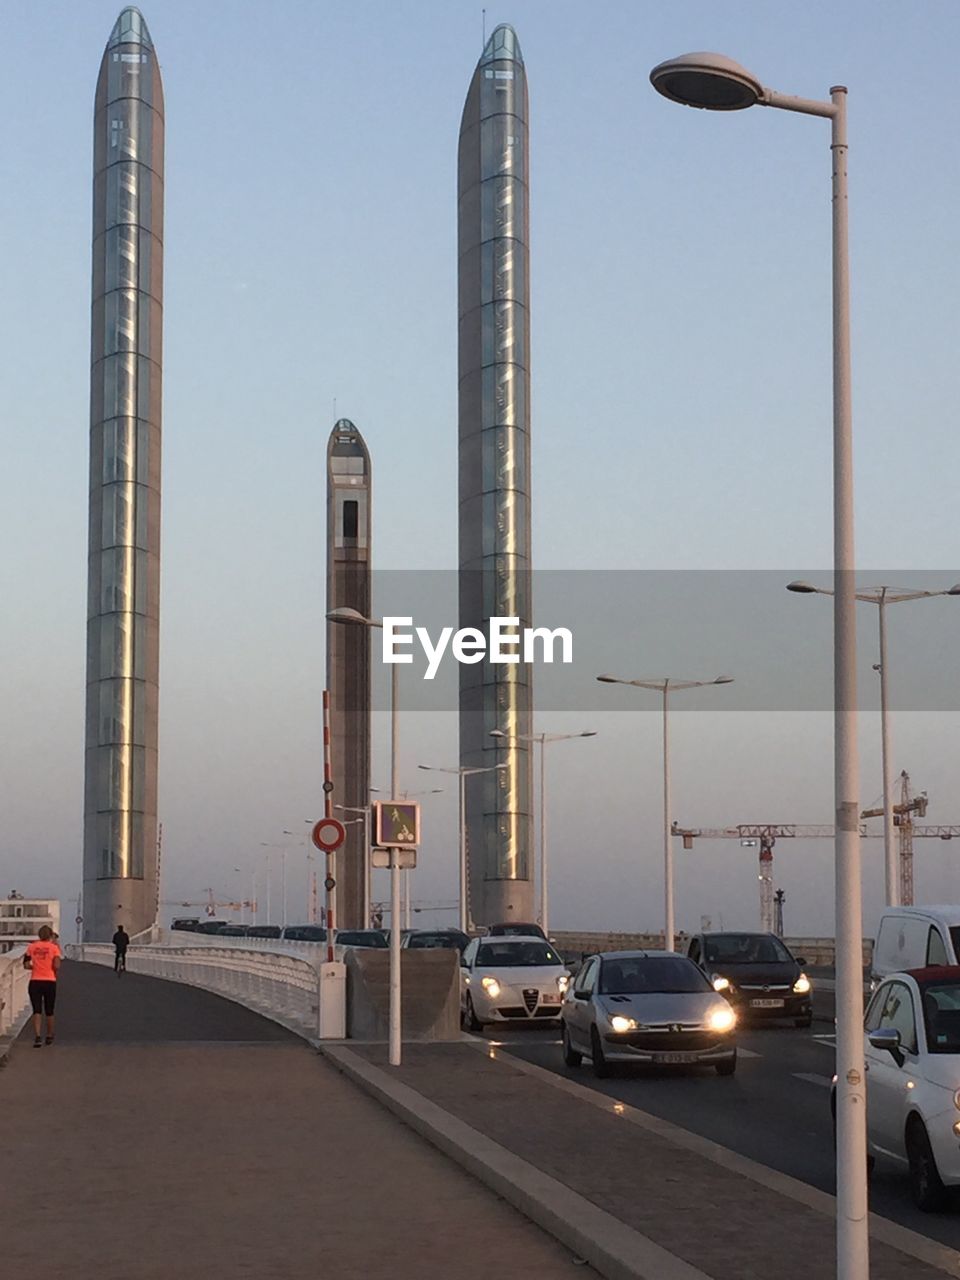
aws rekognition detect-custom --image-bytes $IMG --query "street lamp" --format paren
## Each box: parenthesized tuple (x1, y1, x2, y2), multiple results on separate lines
(487, 730, 598, 936)
(788, 580, 960, 906)
(327, 605, 402, 1065)
(650, 48, 863, 1276)
(418, 762, 509, 932)
(596, 676, 731, 952)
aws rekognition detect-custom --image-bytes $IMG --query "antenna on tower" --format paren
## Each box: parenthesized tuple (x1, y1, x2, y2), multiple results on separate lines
(482, 8, 486, 46)
(333, 396, 337, 422)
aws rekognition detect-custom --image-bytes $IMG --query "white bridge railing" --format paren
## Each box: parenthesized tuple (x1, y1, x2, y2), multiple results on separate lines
(66, 944, 346, 1040)
(0, 946, 31, 1040)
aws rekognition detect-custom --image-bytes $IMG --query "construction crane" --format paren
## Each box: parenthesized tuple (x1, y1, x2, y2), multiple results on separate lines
(160, 888, 252, 918)
(673, 797, 960, 930)
(860, 771, 928, 906)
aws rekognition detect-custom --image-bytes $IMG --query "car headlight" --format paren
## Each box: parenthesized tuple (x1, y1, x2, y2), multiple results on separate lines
(953, 1089, 960, 1111)
(793, 974, 811, 995)
(609, 1014, 638, 1033)
(481, 977, 501, 998)
(708, 1006, 737, 1033)
(557, 974, 570, 993)
(711, 974, 730, 992)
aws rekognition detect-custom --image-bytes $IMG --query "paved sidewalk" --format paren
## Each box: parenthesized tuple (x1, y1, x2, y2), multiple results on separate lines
(332, 1041, 960, 1280)
(0, 964, 590, 1280)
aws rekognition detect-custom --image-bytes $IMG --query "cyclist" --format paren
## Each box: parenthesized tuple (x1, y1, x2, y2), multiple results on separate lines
(112, 925, 129, 975)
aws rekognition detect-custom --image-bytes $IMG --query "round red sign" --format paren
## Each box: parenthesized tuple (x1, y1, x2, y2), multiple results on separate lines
(312, 817, 346, 852)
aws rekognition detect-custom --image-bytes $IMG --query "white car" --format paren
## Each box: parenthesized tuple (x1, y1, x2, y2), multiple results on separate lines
(460, 935, 570, 1030)
(854, 966, 960, 1210)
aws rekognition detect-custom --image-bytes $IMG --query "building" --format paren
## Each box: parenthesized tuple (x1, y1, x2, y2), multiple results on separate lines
(326, 420, 372, 928)
(0, 895, 61, 954)
(457, 25, 534, 925)
(82, 8, 164, 940)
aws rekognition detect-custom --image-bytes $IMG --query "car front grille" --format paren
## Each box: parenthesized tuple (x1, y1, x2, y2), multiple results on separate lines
(522, 988, 539, 1014)
(739, 984, 791, 992)
(620, 1031, 724, 1052)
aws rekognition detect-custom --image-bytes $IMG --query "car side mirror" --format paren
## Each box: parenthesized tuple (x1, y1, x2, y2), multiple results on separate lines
(573, 989, 591, 1001)
(868, 1027, 904, 1065)
(795, 957, 807, 967)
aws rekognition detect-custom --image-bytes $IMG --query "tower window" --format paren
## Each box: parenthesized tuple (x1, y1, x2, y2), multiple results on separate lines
(343, 500, 359, 539)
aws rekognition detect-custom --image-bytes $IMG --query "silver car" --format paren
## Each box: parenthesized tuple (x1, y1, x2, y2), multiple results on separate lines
(561, 950, 738, 1077)
(461, 935, 570, 1030)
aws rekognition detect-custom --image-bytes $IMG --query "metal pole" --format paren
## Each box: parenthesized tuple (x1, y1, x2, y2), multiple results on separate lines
(265, 854, 271, 925)
(281, 851, 287, 929)
(363, 807, 371, 927)
(389, 660, 402, 1066)
(459, 770, 468, 933)
(878, 593, 897, 906)
(663, 684, 674, 952)
(539, 737, 548, 935)
(830, 86, 868, 1280)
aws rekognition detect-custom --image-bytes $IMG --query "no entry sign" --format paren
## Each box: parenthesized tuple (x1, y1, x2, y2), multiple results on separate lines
(312, 817, 346, 852)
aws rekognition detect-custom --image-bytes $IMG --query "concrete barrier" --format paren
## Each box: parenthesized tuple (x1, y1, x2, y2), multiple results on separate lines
(345, 948, 460, 1041)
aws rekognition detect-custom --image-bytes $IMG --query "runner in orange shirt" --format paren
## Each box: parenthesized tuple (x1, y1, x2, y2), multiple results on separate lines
(23, 925, 61, 1047)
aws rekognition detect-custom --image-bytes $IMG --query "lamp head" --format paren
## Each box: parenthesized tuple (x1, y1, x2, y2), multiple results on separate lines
(786, 580, 819, 594)
(596, 674, 620, 684)
(713, 676, 735, 685)
(948, 584, 960, 596)
(327, 606, 375, 626)
(650, 52, 764, 111)
(489, 729, 508, 738)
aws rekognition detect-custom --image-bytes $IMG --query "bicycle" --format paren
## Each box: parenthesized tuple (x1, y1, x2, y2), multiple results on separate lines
(114, 949, 127, 975)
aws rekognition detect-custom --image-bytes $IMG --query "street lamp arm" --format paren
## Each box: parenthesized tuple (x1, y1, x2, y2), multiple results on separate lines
(761, 87, 837, 119)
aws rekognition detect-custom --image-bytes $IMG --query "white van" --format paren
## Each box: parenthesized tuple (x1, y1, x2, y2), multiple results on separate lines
(871, 906, 960, 985)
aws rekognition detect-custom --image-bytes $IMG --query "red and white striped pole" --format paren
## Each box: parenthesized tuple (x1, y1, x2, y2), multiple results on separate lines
(322, 689, 336, 963)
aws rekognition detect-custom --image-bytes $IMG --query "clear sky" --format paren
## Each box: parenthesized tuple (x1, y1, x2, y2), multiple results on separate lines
(2, 1, 959, 938)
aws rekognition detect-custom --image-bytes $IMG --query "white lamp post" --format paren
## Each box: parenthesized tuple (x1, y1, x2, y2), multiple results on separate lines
(596, 676, 732, 951)
(487, 730, 597, 936)
(649, 49, 863, 1276)
(418, 762, 509, 932)
(787, 580, 960, 905)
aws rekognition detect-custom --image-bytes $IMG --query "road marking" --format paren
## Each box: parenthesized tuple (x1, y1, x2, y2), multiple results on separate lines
(813, 1034, 836, 1046)
(793, 1072, 834, 1089)
(737, 1047, 761, 1059)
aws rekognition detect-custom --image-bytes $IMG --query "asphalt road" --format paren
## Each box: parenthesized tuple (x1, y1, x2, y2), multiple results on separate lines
(491, 1015, 960, 1253)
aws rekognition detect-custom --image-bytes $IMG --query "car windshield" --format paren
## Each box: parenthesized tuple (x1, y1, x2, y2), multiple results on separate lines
(408, 933, 461, 949)
(476, 942, 560, 968)
(337, 931, 385, 947)
(703, 934, 792, 965)
(491, 924, 542, 937)
(921, 982, 960, 1054)
(600, 956, 711, 995)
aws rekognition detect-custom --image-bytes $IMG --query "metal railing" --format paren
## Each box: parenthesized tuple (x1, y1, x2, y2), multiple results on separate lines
(0, 946, 31, 1039)
(66, 944, 346, 1040)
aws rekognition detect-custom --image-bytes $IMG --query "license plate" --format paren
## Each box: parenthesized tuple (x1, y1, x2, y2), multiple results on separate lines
(652, 1052, 698, 1064)
(541, 994, 561, 1004)
(750, 998, 784, 1009)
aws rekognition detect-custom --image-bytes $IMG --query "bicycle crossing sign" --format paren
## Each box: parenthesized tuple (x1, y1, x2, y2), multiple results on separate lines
(373, 801, 420, 847)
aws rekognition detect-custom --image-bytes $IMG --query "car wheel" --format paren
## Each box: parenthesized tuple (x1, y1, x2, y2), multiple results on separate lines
(590, 1026, 609, 1078)
(463, 994, 484, 1034)
(715, 1051, 737, 1077)
(795, 1016, 813, 1029)
(562, 1022, 582, 1068)
(906, 1118, 948, 1212)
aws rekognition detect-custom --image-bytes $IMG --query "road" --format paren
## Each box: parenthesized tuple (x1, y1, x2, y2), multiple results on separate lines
(489, 1017, 960, 1252)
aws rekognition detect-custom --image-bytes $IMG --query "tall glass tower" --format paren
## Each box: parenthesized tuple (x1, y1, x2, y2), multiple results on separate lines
(326, 420, 372, 929)
(83, 8, 164, 940)
(457, 25, 534, 925)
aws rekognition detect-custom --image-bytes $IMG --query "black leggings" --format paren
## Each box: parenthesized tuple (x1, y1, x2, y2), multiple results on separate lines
(28, 980, 57, 1015)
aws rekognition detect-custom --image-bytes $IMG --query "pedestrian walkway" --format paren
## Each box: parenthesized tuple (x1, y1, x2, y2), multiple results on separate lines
(0, 963, 589, 1280)
(330, 1041, 959, 1280)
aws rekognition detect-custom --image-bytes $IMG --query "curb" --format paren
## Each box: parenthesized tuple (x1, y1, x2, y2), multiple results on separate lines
(319, 1043, 712, 1280)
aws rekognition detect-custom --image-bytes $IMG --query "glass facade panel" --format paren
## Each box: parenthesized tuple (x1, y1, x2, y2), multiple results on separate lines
(480, 176, 524, 242)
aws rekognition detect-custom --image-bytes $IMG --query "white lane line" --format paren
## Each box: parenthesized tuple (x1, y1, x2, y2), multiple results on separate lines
(793, 1072, 834, 1089)
(813, 1034, 836, 1046)
(737, 1047, 762, 1059)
